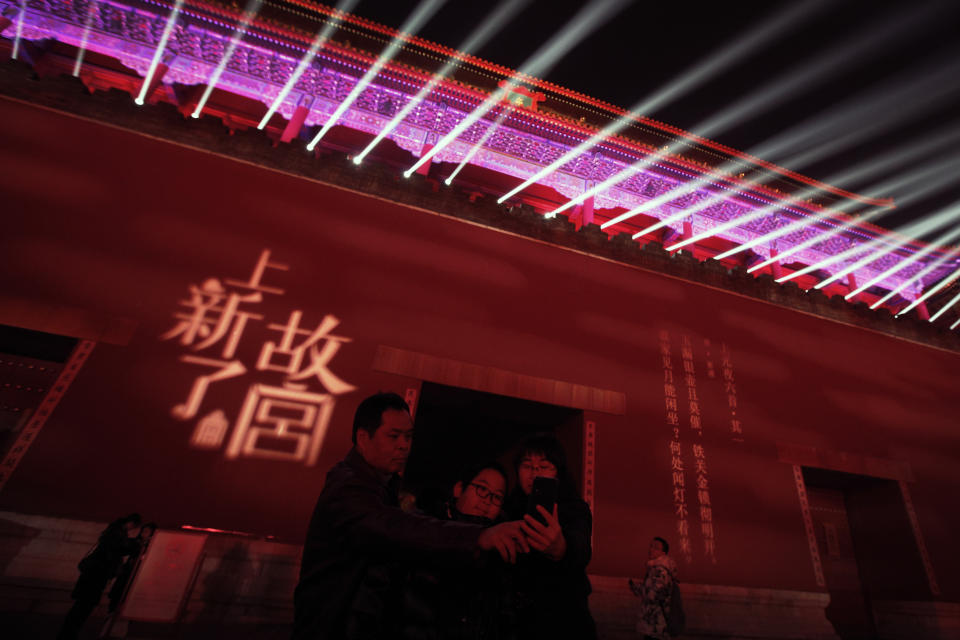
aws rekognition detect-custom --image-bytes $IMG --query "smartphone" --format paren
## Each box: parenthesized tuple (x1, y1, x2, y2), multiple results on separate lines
(525, 476, 559, 525)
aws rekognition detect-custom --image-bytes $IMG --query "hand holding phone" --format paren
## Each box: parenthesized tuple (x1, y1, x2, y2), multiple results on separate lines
(521, 504, 566, 559)
(525, 476, 558, 525)
(521, 478, 565, 560)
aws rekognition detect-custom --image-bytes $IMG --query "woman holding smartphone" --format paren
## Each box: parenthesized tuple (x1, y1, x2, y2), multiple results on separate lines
(506, 434, 597, 640)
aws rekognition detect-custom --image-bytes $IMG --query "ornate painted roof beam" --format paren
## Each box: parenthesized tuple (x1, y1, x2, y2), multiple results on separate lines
(3, 0, 956, 309)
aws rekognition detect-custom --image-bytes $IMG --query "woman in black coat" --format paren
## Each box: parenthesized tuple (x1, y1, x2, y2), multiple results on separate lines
(506, 434, 596, 640)
(108, 522, 157, 612)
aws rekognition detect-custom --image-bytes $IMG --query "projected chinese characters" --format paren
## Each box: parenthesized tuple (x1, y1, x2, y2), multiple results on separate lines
(161, 250, 356, 466)
(660, 330, 692, 564)
(660, 330, 732, 565)
(720, 343, 744, 441)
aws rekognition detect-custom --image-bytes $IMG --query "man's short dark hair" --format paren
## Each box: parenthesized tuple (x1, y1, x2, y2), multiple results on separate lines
(653, 536, 669, 554)
(352, 392, 410, 444)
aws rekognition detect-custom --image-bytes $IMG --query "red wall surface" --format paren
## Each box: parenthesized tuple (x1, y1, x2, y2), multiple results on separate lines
(1, 97, 958, 598)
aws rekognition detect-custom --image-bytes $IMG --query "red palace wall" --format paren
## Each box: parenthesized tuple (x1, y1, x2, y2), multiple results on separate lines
(1, 96, 958, 601)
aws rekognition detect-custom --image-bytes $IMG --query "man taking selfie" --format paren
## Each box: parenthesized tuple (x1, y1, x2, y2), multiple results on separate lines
(292, 392, 526, 639)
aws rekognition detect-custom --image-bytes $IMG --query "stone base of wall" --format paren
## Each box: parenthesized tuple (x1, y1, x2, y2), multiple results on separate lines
(0, 511, 298, 639)
(590, 576, 839, 640)
(872, 599, 960, 640)
(2, 512, 956, 639)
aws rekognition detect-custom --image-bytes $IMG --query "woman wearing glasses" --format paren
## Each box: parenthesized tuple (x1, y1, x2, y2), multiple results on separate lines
(402, 461, 515, 640)
(448, 463, 507, 524)
(505, 433, 597, 640)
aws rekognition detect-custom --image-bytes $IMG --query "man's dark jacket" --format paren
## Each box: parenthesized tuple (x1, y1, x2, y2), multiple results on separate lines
(292, 448, 483, 639)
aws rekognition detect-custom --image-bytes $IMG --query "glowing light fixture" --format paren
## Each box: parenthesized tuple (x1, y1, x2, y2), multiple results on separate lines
(896, 262, 960, 316)
(664, 203, 778, 252)
(704, 61, 960, 249)
(498, 115, 632, 205)
(446, 107, 514, 185)
(745, 207, 888, 274)
(744, 161, 954, 274)
(674, 141, 928, 254)
(643, 86, 957, 249)
(604, 178, 711, 231)
(545, 146, 673, 219)
(665, 153, 904, 254)
(192, 0, 263, 119)
(620, 74, 958, 243)
(845, 220, 960, 301)
(405, 0, 630, 177)
(809, 209, 960, 291)
(722, 143, 958, 266)
(134, 0, 185, 106)
(257, 0, 359, 130)
(775, 209, 958, 286)
(71, 0, 99, 76)
(929, 289, 960, 323)
(870, 249, 960, 310)
(306, 0, 448, 151)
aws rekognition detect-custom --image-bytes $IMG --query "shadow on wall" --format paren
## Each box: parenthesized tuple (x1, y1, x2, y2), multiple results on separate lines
(0, 517, 41, 577)
(180, 538, 297, 639)
(198, 543, 250, 622)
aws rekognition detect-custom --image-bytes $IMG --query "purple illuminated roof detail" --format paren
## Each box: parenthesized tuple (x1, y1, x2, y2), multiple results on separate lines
(3, 0, 956, 302)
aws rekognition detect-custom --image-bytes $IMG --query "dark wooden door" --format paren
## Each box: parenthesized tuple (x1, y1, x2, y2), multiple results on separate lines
(806, 486, 876, 640)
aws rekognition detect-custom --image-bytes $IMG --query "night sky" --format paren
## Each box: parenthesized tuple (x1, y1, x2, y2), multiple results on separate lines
(343, 0, 960, 233)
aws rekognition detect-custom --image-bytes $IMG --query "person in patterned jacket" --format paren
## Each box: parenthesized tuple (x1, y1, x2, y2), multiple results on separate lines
(629, 537, 678, 640)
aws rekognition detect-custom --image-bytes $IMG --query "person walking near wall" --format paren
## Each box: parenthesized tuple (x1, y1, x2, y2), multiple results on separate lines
(629, 536, 682, 640)
(57, 512, 142, 640)
(107, 522, 156, 613)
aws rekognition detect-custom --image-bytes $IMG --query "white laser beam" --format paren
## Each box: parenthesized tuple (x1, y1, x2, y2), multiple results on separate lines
(497, 0, 828, 206)
(929, 289, 960, 323)
(257, 0, 359, 130)
(134, 0, 185, 106)
(354, 0, 530, 165)
(192, 0, 263, 119)
(72, 0, 99, 76)
(845, 220, 960, 301)
(11, 0, 27, 61)
(306, 0, 447, 150)
(897, 268, 960, 317)
(405, 0, 630, 177)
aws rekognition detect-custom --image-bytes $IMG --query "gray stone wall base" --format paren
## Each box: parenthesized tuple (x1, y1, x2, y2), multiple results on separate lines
(2, 512, 956, 639)
(872, 599, 960, 640)
(591, 575, 838, 639)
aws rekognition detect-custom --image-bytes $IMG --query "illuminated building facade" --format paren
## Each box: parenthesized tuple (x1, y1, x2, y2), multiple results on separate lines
(0, 1, 958, 638)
